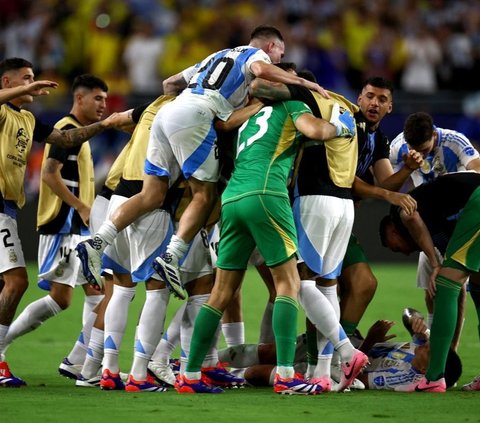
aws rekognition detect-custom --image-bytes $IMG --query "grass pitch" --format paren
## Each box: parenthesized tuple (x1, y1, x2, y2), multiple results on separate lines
(2, 263, 479, 423)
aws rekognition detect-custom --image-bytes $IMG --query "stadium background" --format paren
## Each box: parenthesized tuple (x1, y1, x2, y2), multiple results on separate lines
(2, 0, 480, 261)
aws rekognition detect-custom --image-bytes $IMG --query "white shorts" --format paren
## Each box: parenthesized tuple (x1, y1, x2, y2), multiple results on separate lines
(416, 249, 444, 289)
(102, 195, 174, 283)
(208, 223, 265, 269)
(293, 195, 354, 278)
(38, 233, 90, 289)
(0, 213, 26, 273)
(181, 228, 213, 284)
(89, 195, 110, 234)
(145, 97, 219, 183)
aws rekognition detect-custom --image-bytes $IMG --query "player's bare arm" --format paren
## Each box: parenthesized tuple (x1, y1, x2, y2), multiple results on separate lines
(294, 113, 337, 140)
(249, 78, 292, 102)
(250, 61, 329, 98)
(0, 80, 58, 105)
(215, 98, 264, 132)
(163, 72, 188, 95)
(46, 112, 119, 149)
(466, 157, 480, 172)
(42, 158, 91, 226)
(352, 176, 417, 215)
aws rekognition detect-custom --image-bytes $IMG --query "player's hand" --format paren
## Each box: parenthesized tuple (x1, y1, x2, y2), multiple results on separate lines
(77, 204, 91, 227)
(100, 112, 125, 129)
(403, 149, 423, 171)
(428, 265, 441, 298)
(304, 80, 330, 99)
(365, 320, 397, 344)
(410, 316, 429, 339)
(386, 191, 417, 215)
(27, 80, 58, 96)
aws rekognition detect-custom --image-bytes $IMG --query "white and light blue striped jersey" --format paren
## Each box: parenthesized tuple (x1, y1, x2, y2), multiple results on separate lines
(365, 339, 425, 390)
(390, 127, 479, 190)
(179, 45, 271, 121)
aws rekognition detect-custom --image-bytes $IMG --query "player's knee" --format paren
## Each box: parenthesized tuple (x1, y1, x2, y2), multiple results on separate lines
(3, 274, 28, 298)
(356, 274, 378, 301)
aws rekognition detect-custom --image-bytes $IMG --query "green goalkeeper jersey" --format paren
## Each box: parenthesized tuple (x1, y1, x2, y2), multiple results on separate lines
(222, 100, 311, 204)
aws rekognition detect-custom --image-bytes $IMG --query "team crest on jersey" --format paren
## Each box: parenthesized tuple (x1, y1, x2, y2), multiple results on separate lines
(433, 156, 446, 175)
(8, 249, 18, 263)
(15, 128, 29, 154)
(55, 267, 65, 277)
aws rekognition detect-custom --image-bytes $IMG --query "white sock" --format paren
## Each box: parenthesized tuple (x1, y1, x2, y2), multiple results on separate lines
(5, 295, 62, 345)
(82, 327, 104, 379)
(427, 313, 434, 329)
(103, 285, 135, 374)
(82, 294, 104, 326)
(0, 324, 9, 359)
(277, 366, 294, 379)
(94, 220, 118, 252)
(180, 294, 209, 373)
(166, 234, 189, 265)
(66, 310, 97, 365)
(314, 336, 333, 379)
(151, 303, 185, 364)
(258, 302, 274, 344)
(217, 344, 259, 368)
(130, 288, 170, 381)
(298, 280, 354, 363)
(317, 284, 340, 319)
(222, 322, 245, 347)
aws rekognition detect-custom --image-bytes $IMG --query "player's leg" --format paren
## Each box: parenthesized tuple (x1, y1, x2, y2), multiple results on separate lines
(339, 261, 377, 338)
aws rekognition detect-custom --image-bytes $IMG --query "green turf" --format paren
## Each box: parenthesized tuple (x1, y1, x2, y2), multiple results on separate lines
(2, 263, 479, 423)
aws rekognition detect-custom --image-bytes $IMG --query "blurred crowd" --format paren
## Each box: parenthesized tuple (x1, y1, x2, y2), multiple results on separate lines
(2, 0, 480, 195)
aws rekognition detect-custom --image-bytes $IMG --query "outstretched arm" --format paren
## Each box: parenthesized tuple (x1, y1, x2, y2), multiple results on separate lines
(0, 80, 58, 105)
(45, 112, 121, 149)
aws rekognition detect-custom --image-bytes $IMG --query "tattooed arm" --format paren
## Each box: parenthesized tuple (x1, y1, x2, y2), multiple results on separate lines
(249, 78, 292, 102)
(45, 112, 121, 148)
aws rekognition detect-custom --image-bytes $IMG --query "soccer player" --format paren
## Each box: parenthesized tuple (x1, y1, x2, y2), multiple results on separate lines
(3, 74, 108, 381)
(76, 25, 329, 299)
(0, 58, 121, 387)
(390, 111, 480, 348)
(379, 172, 480, 392)
(175, 92, 362, 393)
(218, 310, 462, 391)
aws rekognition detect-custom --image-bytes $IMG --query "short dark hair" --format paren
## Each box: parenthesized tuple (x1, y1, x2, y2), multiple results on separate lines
(72, 74, 108, 94)
(363, 76, 394, 94)
(0, 57, 33, 78)
(444, 348, 462, 388)
(403, 112, 434, 147)
(297, 69, 317, 83)
(275, 62, 296, 72)
(250, 25, 283, 42)
(379, 215, 393, 247)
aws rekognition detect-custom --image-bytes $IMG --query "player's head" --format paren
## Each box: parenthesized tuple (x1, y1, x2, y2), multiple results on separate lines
(250, 25, 284, 64)
(297, 70, 317, 83)
(357, 76, 393, 129)
(275, 62, 297, 74)
(0, 57, 35, 104)
(379, 215, 418, 255)
(71, 74, 108, 124)
(403, 112, 437, 157)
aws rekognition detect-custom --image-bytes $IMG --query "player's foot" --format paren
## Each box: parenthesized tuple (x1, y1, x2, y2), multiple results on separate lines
(58, 357, 83, 380)
(308, 376, 332, 392)
(170, 358, 181, 376)
(75, 239, 103, 289)
(99, 369, 125, 390)
(273, 373, 324, 395)
(125, 374, 167, 392)
(175, 374, 224, 394)
(0, 361, 26, 387)
(147, 361, 176, 386)
(337, 349, 369, 392)
(152, 253, 186, 300)
(462, 375, 480, 391)
(395, 376, 446, 393)
(201, 364, 245, 388)
(329, 102, 356, 138)
(75, 375, 101, 388)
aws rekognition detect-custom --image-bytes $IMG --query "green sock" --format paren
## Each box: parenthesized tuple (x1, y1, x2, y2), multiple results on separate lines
(305, 326, 318, 365)
(426, 275, 462, 381)
(273, 295, 298, 367)
(185, 304, 222, 373)
(340, 319, 358, 337)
